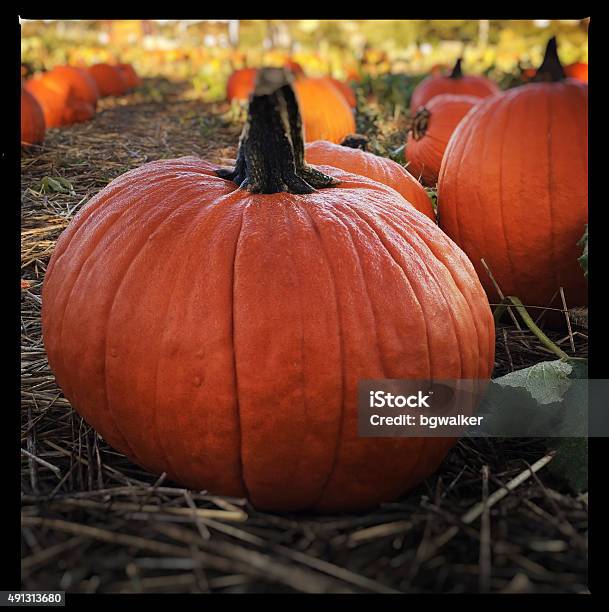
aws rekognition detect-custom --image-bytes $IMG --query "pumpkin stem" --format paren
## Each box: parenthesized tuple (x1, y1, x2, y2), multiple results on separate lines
(450, 58, 463, 79)
(411, 107, 430, 140)
(534, 36, 565, 82)
(217, 67, 339, 194)
(340, 134, 369, 150)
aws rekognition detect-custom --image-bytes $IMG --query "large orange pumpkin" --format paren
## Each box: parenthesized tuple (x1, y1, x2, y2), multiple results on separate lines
(21, 87, 45, 146)
(24, 76, 95, 128)
(438, 37, 588, 312)
(405, 94, 481, 187)
(88, 63, 129, 97)
(305, 140, 435, 220)
(42, 69, 494, 513)
(45, 66, 100, 108)
(410, 58, 499, 112)
(564, 62, 588, 83)
(115, 63, 142, 90)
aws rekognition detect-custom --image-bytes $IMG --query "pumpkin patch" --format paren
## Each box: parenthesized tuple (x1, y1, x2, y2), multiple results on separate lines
(21, 19, 588, 593)
(44, 66, 100, 108)
(24, 75, 95, 128)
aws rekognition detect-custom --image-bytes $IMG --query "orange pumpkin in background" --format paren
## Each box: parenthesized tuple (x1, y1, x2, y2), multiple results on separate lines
(24, 76, 95, 128)
(327, 77, 357, 108)
(44, 66, 100, 108)
(21, 87, 45, 145)
(294, 77, 356, 143)
(42, 69, 494, 513)
(116, 63, 142, 89)
(305, 140, 435, 220)
(226, 67, 258, 102)
(284, 59, 305, 76)
(406, 94, 481, 187)
(227, 68, 355, 143)
(410, 58, 499, 112)
(438, 38, 588, 314)
(88, 63, 129, 96)
(429, 64, 449, 77)
(564, 62, 588, 83)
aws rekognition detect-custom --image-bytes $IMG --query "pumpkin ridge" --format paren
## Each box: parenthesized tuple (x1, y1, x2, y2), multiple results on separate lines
(349, 204, 433, 374)
(495, 94, 521, 298)
(101, 183, 210, 470)
(335, 206, 387, 375)
(374, 207, 476, 377)
(341, 204, 434, 376)
(545, 89, 561, 309)
(568, 85, 588, 175)
(231, 204, 253, 502)
(345, 202, 466, 376)
(443, 105, 472, 248)
(142, 189, 234, 482)
(297, 203, 346, 510)
(274, 203, 314, 504)
(51, 181, 157, 458)
(360, 193, 491, 377)
(461, 97, 502, 290)
(329, 203, 444, 503)
(334, 202, 465, 498)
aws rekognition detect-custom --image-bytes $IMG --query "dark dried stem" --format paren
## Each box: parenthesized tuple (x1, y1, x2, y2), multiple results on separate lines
(450, 58, 463, 79)
(534, 37, 565, 82)
(217, 67, 339, 194)
(411, 108, 431, 141)
(340, 134, 369, 150)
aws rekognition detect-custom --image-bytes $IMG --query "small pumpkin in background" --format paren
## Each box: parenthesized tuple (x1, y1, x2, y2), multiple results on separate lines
(438, 37, 588, 316)
(405, 94, 481, 186)
(294, 77, 356, 143)
(44, 66, 100, 108)
(284, 58, 305, 76)
(410, 58, 499, 112)
(21, 87, 45, 146)
(24, 75, 95, 128)
(42, 68, 494, 513)
(564, 62, 588, 83)
(115, 63, 142, 90)
(226, 67, 258, 102)
(305, 140, 435, 220)
(88, 63, 129, 97)
(429, 63, 449, 77)
(326, 77, 357, 108)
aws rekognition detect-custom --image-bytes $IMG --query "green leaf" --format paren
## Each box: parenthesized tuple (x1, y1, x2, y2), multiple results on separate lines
(578, 224, 588, 278)
(39, 176, 75, 195)
(482, 359, 588, 491)
(494, 360, 573, 405)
